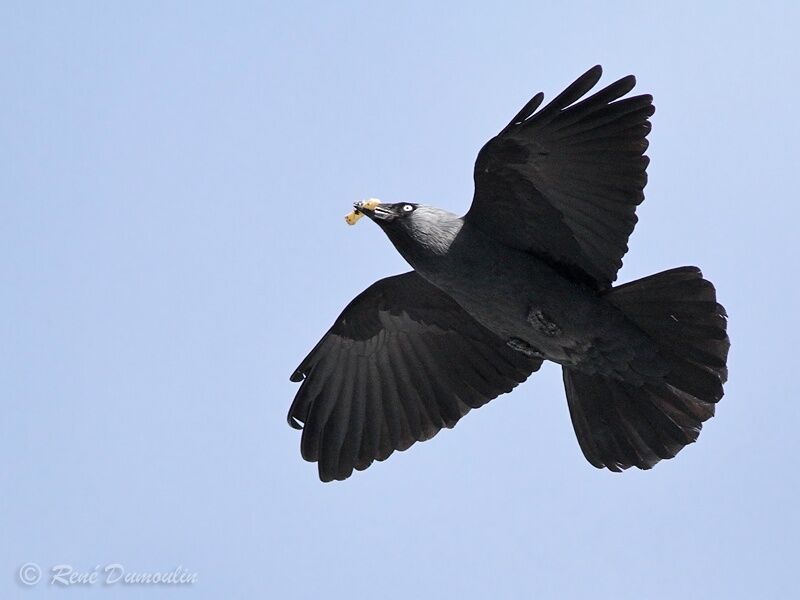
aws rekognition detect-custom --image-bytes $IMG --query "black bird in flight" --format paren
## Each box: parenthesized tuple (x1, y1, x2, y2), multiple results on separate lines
(288, 66, 730, 482)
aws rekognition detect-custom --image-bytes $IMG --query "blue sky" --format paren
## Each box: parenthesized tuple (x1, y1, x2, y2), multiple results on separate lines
(2, 2, 798, 598)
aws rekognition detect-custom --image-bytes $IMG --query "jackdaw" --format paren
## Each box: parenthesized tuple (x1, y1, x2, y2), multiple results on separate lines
(288, 66, 730, 482)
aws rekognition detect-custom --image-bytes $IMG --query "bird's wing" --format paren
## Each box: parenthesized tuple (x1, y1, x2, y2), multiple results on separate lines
(288, 271, 541, 482)
(465, 65, 654, 290)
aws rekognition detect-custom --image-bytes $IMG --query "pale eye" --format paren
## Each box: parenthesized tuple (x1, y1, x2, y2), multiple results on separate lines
(402, 204, 414, 212)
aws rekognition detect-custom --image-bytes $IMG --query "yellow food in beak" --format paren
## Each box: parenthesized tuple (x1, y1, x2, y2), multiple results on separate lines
(345, 198, 381, 226)
(344, 211, 362, 226)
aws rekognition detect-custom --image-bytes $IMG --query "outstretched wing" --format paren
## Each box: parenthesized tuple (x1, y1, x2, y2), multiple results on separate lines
(288, 271, 541, 482)
(465, 65, 654, 290)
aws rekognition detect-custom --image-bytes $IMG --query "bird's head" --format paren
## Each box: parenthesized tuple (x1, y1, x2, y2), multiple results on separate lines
(346, 199, 463, 264)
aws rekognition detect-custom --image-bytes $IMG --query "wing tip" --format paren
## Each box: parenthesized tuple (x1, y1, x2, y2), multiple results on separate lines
(587, 64, 603, 78)
(580, 64, 604, 88)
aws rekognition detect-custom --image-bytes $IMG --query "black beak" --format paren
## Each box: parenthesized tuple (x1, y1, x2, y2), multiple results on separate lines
(354, 201, 394, 222)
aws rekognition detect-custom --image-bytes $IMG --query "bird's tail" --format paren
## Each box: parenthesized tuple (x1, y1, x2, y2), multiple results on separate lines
(562, 267, 729, 471)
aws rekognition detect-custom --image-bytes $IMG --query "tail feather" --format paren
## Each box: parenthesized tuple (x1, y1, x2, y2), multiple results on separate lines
(608, 266, 729, 382)
(564, 267, 729, 471)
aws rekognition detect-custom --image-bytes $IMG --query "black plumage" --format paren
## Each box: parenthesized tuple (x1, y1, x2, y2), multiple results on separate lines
(288, 66, 729, 482)
(289, 273, 538, 481)
(468, 65, 652, 289)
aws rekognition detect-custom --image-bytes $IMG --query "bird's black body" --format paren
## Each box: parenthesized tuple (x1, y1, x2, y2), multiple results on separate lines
(288, 66, 729, 481)
(390, 212, 659, 379)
